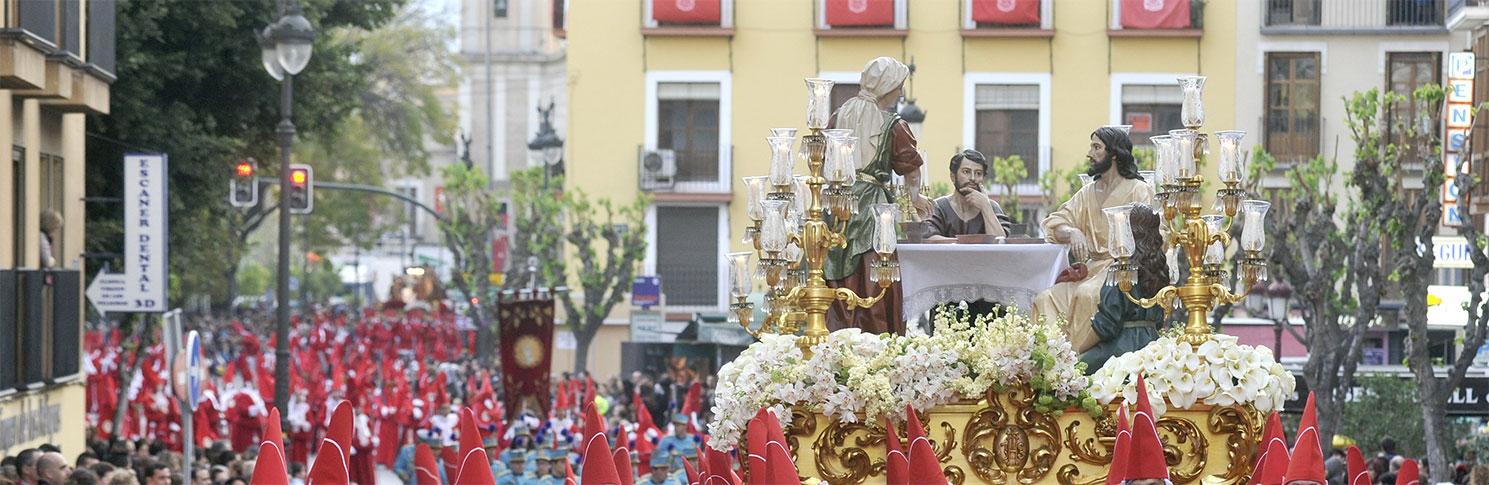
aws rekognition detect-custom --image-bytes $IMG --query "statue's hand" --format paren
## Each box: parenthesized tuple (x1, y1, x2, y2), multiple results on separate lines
(1064, 227, 1090, 262)
(912, 194, 934, 219)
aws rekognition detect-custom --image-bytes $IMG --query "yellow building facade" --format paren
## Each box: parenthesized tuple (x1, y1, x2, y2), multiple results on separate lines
(0, 0, 114, 458)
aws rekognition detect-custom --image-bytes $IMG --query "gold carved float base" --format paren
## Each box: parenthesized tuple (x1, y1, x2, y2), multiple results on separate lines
(783, 386, 1262, 485)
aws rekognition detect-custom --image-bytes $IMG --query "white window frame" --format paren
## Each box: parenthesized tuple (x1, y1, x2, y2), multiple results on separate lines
(817, 0, 907, 30)
(644, 70, 733, 193)
(1108, 72, 1189, 136)
(644, 203, 730, 312)
(643, 0, 735, 28)
(963, 0, 1052, 30)
(963, 72, 1051, 196)
(1256, 44, 1327, 188)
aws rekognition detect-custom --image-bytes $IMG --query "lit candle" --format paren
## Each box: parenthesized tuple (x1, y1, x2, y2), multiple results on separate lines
(1243, 209, 1263, 251)
(768, 136, 795, 186)
(761, 200, 788, 253)
(873, 204, 897, 254)
(806, 78, 834, 129)
(728, 252, 752, 297)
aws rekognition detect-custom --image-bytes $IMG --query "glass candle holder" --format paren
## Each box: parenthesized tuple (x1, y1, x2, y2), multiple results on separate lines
(760, 200, 789, 253)
(1150, 135, 1175, 185)
(793, 175, 811, 218)
(1241, 200, 1271, 252)
(728, 252, 753, 298)
(806, 78, 834, 130)
(743, 176, 768, 221)
(826, 135, 858, 185)
(872, 203, 898, 255)
(1201, 215, 1226, 265)
(768, 136, 796, 187)
(1215, 130, 1246, 184)
(1104, 205, 1136, 259)
(1179, 75, 1206, 128)
(1169, 129, 1197, 179)
(770, 128, 798, 139)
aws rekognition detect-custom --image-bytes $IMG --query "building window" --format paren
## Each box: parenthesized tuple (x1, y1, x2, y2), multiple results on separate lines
(1386, 52, 1441, 144)
(494, 0, 508, 18)
(1120, 84, 1183, 147)
(654, 206, 721, 308)
(1265, 52, 1321, 163)
(40, 154, 63, 214)
(1387, 0, 1442, 26)
(1433, 267, 1468, 286)
(974, 84, 1040, 183)
(1265, 0, 1320, 26)
(657, 82, 721, 184)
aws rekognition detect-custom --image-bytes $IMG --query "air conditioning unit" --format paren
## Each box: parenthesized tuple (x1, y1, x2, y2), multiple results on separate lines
(639, 148, 677, 191)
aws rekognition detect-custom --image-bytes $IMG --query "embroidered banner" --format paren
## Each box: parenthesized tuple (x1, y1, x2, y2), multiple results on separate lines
(498, 297, 555, 419)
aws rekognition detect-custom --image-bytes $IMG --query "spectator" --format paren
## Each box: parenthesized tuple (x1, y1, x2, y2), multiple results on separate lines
(34, 453, 68, 485)
(84, 464, 111, 481)
(72, 453, 96, 471)
(64, 468, 99, 485)
(16, 449, 40, 485)
(1325, 448, 1347, 485)
(1379, 438, 1399, 463)
(143, 463, 170, 485)
(189, 467, 209, 485)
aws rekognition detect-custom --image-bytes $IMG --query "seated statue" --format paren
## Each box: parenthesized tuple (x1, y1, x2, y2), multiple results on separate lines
(1079, 204, 1167, 373)
(926, 149, 1013, 240)
(1033, 126, 1155, 353)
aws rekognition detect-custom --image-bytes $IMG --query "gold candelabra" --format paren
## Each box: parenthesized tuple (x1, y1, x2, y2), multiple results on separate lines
(1108, 75, 1271, 347)
(726, 78, 902, 356)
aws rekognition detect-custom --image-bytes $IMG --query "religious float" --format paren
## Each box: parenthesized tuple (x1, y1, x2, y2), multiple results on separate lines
(712, 73, 1294, 484)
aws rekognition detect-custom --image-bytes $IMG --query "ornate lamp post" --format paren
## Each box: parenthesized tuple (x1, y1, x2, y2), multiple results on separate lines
(257, 0, 314, 430)
(1106, 75, 1272, 347)
(527, 100, 564, 189)
(1266, 281, 1292, 362)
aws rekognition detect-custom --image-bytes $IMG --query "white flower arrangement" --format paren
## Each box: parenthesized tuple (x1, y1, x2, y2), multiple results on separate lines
(707, 306, 1097, 449)
(1088, 333, 1296, 417)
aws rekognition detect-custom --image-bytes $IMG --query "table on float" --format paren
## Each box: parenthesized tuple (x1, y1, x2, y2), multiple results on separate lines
(896, 243, 1069, 320)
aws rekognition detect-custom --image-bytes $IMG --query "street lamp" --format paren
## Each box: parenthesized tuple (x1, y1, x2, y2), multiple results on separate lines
(1247, 280, 1292, 363)
(527, 100, 564, 189)
(896, 59, 926, 137)
(259, 0, 314, 441)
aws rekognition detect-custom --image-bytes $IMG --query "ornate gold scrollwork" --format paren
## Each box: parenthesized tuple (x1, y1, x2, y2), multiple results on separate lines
(961, 385, 1063, 484)
(812, 418, 885, 484)
(788, 408, 818, 457)
(1157, 416, 1208, 483)
(1057, 412, 1119, 485)
(1208, 406, 1260, 484)
(944, 466, 966, 485)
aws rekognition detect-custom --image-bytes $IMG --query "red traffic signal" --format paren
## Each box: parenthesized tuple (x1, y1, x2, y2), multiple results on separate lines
(287, 164, 313, 214)
(290, 167, 309, 186)
(235, 161, 254, 178)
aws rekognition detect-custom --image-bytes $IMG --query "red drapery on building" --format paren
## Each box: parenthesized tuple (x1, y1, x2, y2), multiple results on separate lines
(824, 0, 895, 27)
(498, 297, 554, 419)
(971, 0, 1040, 26)
(1120, 0, 1190, 29)
(653, 0, 721, 25)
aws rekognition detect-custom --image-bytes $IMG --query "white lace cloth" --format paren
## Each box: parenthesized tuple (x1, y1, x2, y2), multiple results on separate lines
(897, 243, 1069, 320)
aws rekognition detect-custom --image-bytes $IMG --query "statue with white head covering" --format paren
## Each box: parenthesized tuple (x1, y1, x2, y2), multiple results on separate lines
(824, 56, 932, 335)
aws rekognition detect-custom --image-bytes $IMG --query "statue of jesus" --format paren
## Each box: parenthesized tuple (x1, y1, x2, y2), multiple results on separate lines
(1033, 126, 1154, 353)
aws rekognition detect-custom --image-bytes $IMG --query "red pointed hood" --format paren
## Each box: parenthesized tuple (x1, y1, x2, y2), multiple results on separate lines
(1253, 436, 1291, 485)
(746, 410, 770, 484)
(1396, 459, 1421, 485)
(885, 417, 908, 485)
(583, 401, 608, 454)
(413, 444, 442, 485)
(580, 427, 625, 485)
(565, 459, 578, 485)
(249, 408, 290, 485)
(306, 401, 354, 485)
(906, 432, 946, 484)
(1345, 445, 1366, 485)
(613, 446, 636, 485)
(440, 446, 460, 482)
(1284, 392, 1325, 484)
(453, 447, 497, 485)
(1106, 404, 1131, 485)
(457, 407, 485, 480)
(706, 446, 735, 485)
(905, 405, 928, 443)
(635, 390, 660, 438)
(1124, 375, 1168, 481)
(763, 441, 801, 485)
(682, 451, 701, 485)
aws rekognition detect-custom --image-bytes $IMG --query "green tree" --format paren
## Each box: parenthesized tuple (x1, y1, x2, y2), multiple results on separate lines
(990, 155, 1027, 223)
(437, 161, 506, 361)
(237, 261, 273, 299)
(1038, 166, 1083, 209)
(558, 190, 649, 372)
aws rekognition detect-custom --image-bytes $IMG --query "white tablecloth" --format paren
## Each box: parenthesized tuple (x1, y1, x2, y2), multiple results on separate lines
(897, 243, 1070, 320)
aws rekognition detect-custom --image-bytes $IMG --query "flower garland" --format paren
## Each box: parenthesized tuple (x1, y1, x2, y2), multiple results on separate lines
(707, 306, 1098, 448)
(1087, 331, 1296, 417)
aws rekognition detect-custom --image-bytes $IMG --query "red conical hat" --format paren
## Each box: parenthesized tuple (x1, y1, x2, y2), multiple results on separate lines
(1125, 375, 1169, 480)
(453, 447, 497, 485)
(580, 428, 625, 485)
(1396, 459, 1421, 485)
(706, 446, 734, 485)
(683, 453, 701, 485)
(1345, 445, 1366, 485)
(565, 458, 578, 485)
(440, 446, 460, 482)
(413, 444, 441, 485)
(906, 432, 947, 484)
(746, 410, 770, 483)
(697, 445, 711, 480)
(763, 441, 801, 485)
(458, 407, 487, 479)
(245, 431, 285, 482)
(762, 409, 789, 449)
(1350, 471, 1371, 485)
(905, 405, 928, 444)
(1284, 393, 1326, 484)
(1255, 412, 1284, 467)
(305, 401, 353, 485)
(262, 407, 285, 462)
(1255, 437, 1291, 485)
(885, 417, 909, 485)
(613, 446, 635, 485)
(1106, 404, 1131, 485)
(583, 401, 607, 453)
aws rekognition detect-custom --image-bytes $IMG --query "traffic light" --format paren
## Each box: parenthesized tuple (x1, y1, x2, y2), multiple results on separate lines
(229, 160, 258, 207)
(287, 164, 313, 214)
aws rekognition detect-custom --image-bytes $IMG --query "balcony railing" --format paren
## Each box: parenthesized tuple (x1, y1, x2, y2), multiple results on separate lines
(1265, 0, 1448, 34)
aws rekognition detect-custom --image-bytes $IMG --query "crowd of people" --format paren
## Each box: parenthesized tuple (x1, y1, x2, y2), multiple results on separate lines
(17, 308, 718, 484)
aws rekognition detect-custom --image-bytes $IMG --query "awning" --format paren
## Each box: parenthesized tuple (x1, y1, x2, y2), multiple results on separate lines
(971, 0, 1040, 26)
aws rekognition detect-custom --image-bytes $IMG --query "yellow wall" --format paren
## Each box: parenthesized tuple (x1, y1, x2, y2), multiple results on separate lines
(0, 383, 87, 460)
(568, 0, 1240, 297)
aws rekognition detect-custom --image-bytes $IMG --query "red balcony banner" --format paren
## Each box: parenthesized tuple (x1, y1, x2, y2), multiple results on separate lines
(825, 0, 895, 27)
(1120, 0, 1190, 29)
(971, 0, 1040, 26)
(498, 297, 555, 419)
(653, 0, 721, 25)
